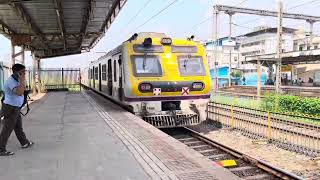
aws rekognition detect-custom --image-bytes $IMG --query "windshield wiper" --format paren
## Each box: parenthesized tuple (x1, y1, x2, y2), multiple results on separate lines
(183, 59, 188, 70)
(184, 55, 191, 70)
(143, 53, 147, 70)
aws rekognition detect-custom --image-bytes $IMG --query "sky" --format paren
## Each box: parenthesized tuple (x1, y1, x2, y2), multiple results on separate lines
(0, 0, 320, 68)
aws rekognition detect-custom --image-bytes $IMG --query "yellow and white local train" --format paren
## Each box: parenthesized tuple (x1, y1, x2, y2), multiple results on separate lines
(82, 32, 211, 127)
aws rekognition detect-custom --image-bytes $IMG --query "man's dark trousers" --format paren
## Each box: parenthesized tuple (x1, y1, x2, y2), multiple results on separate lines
(0, 103, 28, 151)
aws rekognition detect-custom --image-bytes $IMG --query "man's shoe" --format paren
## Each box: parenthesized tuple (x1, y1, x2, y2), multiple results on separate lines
(0, 151, 14, 156)
(21, 141, 34, 149)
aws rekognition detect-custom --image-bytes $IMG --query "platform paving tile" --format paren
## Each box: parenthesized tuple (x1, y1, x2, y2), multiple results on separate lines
(85, 91, 240, 180)
(0, 92, 150, 180)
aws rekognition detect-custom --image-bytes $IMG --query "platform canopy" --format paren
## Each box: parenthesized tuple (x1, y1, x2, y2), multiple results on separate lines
(244, 49, 320, 66)
(0, 0, 126, 58)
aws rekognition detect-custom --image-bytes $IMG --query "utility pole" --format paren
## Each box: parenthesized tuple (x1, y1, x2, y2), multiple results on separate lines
(227, 12, 235, 87)
(11, 42, 15, 68)
(213, 6, 219, 92)
(275, 0, 283, 93)
(21, 45, 25, 65)
(307, 19, 315, 49)
(257, 58, 261, 97)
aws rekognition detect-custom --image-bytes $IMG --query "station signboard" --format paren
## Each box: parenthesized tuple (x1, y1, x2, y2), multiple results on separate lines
(281, 65, 292, 72)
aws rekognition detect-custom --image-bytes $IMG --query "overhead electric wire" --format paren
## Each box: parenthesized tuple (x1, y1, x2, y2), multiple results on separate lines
(286, 0, 320, 10)
(184, 0, 250, 36)
(232, 0, 320, 29)
(125, 0, 153, 27)
(234, 0, 249, 7)
(131, 0, 179, 32)
(232, 22, 254, 30)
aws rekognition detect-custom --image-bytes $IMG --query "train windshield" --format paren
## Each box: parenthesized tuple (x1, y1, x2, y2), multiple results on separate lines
(131, 55, 162, 77)
(177, 56, 205, 76)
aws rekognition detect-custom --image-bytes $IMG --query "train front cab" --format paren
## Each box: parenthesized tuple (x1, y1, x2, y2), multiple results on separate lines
(122, 36, 211, 121)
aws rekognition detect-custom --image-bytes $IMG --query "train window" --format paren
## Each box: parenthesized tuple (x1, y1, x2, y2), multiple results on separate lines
(131, 55, 162, 77)
(133, 45, 164, 53)
(88, 69, 91, 79)
(101, 64, 107, 81)
(177, 56, 206, 76)
(113, 60, 117, 82)
(171, 46, 198, 53)
(94, 67, 98, 80)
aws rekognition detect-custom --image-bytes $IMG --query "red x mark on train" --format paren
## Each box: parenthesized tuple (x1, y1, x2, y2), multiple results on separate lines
(181, 87, 190, 95)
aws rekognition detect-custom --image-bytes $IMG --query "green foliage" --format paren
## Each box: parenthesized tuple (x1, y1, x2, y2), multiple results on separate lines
(231, 70, 242, 78)
(262, 93, 320, 116)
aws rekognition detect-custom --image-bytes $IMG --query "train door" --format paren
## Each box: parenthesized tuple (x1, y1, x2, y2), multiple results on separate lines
(118, 55, 123, 100)
(99, 63, 102, 91)
(88, 68, 91, 88)
(107, 59, 113, 96)
(92, 67, 95, 89)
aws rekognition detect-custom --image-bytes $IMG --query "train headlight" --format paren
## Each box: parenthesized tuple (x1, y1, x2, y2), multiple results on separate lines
(192, 82, 204, 90)
(139, 83, 152, 92)
(161, 38, 172, 45)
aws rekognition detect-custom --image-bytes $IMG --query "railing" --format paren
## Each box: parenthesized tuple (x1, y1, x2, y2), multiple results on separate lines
(38, 68, 81, 92)
(219, 86, 320, 97)
(0, 63, 81, 93)
(0, 62, 10, 95)
(207, 102, 320, 157)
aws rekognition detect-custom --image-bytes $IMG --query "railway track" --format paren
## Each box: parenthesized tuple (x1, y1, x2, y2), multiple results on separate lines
(161, 127, 303, 180)
(87, 88, 305, 179)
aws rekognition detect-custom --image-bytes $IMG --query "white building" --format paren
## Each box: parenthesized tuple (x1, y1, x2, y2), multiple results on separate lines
(236, 26, 296, 79)
(291, 29, 320, 84)
(203, 37, 240, 70)
(293, 29, 320, 51)
(203, 26, 320, 86)
(237, 26, 295, 58)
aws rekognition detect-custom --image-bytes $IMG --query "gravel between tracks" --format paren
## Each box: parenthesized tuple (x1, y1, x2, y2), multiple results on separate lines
(189, 122, 320, 180)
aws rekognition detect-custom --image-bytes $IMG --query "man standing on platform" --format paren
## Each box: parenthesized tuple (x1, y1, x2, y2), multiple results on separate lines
(0, 64, 33, 156)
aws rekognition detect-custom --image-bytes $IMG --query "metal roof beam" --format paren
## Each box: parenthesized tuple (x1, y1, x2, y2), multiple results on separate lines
(10, 2, 49, 49)
(79, 0, 94, 49)
(54, 0, 66, 50)
(101, 0, 125, 32)
(214, 5, 320, 22)
(88, 0, 127, 49)
(0, 19, 16, 38)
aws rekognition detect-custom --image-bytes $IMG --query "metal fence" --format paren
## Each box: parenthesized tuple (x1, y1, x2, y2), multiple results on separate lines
(0, 62, 10, 96)
(0, 63, 81, 94)
(207, 102, 320, 157)
(37, 68, 81, 91)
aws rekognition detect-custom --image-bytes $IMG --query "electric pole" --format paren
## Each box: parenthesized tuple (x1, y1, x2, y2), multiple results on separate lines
(213, 6, 219, 92)
(275, 0, 283, 93)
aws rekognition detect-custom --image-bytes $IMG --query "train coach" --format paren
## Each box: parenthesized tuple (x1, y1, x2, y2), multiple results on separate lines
(82, 32, 211, 127)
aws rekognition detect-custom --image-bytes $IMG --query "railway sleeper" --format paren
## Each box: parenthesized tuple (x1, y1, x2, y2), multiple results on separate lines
(207, 153, 231, 160)
(200, 149, 222, 156)
(183, 140, 202, 145)
(228, 166, 256, 172)
(185, 141, 206, 147)
(243, 173, 274, 180)
(190, 144, 211, 150)
(230, 167, 266, 178)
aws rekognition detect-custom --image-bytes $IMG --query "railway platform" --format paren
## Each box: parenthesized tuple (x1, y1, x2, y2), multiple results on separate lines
(0, 91, 239, 180)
